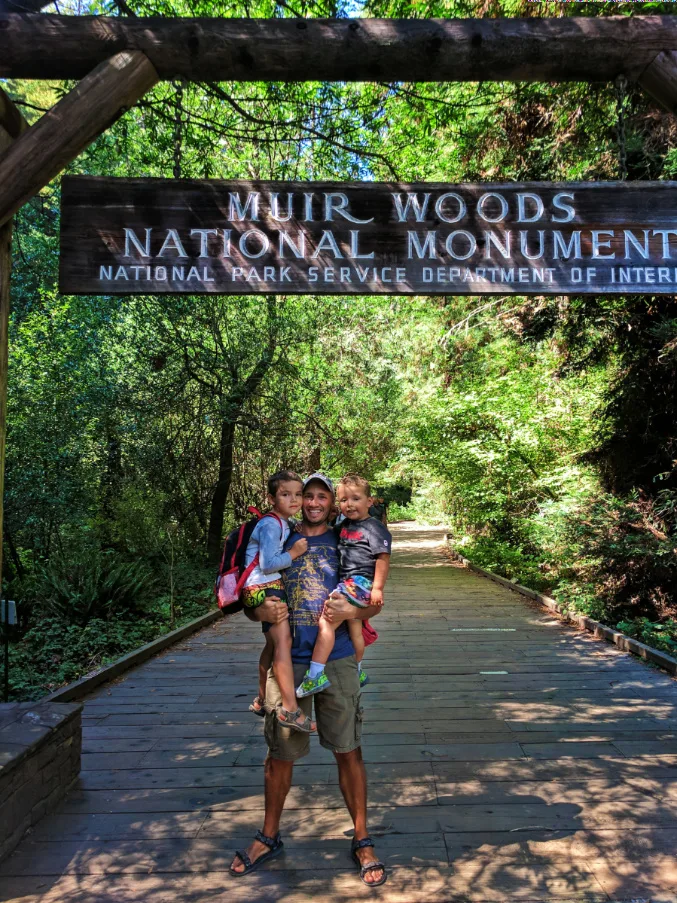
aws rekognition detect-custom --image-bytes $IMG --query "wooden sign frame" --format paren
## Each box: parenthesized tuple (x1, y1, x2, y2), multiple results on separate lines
(61, 176, 677, 296)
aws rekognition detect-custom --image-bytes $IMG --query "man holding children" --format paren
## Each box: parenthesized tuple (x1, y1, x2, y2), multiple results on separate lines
(229, 471, 391, 888)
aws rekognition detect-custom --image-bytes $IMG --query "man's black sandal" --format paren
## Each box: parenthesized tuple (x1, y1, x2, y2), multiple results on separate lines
(230, 830, 284, 877)
(351, 836, 388, 887)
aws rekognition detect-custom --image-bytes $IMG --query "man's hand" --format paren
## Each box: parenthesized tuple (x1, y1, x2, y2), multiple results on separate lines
(322, 592, 356, 624)
(252, 596, 289, 625)
(289, 537, 308, 560)
(370, 587, 384, 607)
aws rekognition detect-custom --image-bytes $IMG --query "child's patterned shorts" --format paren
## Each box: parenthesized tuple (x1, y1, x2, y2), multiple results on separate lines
(335, 575, 373, 609)
(241, 579, 286, 634)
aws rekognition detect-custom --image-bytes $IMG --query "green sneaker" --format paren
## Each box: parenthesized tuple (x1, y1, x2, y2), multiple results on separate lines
(359, 668, 370, 688)
(296, 670, 331, 698)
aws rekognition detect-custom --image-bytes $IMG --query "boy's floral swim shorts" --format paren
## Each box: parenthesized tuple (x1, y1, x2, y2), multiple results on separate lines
(335, 575, 373, 609)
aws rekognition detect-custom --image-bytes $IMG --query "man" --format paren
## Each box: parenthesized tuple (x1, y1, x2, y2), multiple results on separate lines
(230, 473, 387, 887)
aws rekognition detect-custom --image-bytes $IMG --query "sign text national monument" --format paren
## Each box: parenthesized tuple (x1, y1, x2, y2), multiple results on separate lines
(60, 177, 677, 295)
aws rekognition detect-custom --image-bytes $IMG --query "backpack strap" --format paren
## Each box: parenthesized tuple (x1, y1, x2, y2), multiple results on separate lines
(263, 511, 284, 535)
(228, 522, 248, 572)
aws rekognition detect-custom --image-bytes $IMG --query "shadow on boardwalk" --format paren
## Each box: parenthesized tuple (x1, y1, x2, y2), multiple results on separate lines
(2, 524, 677, 902)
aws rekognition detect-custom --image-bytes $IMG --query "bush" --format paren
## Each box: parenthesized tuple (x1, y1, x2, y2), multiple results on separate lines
(28, 544, 154, 626)
(560, 490, 677, 626)
(455, 534, 554, 594)
(7, 558, 215, 701)
(615, 617, 677, 656)
(388, 502, 416, 522)
(8, 615, 169, 699)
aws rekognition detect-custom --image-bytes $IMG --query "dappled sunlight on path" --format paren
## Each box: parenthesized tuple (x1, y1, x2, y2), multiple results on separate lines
(2, 523, 677, 902)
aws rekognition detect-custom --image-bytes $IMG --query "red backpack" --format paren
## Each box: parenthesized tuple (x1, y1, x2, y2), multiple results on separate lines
(214, 508, 283, 615)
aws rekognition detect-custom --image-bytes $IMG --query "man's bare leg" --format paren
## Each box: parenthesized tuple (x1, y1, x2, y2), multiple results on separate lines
(335, 748, 385, 885)
(230, 756, 293, 873)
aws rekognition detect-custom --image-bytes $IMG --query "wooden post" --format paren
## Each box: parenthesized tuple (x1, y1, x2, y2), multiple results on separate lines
(0, 120, 13, 613)
(0, 51, 158, 228)
(0, 219, 11, 607)
(639, 50, 677, 113)
(0, 91, 27, 618)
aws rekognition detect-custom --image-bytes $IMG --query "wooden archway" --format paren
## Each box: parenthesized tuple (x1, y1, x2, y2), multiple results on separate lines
(2, 10, 677, 596)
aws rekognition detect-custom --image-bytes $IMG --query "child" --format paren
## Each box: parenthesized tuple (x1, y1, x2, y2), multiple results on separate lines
(243, 470, 312, 734)
(296, 473, 392, 697)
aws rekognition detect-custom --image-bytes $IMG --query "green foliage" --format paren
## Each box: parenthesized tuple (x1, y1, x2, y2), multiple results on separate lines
(615, 618, 677, 656)
(27, 543, 153, 626)
(7, 560, 213, 701)
(3, 0, 677, 699)
(388, 503, 416, 522)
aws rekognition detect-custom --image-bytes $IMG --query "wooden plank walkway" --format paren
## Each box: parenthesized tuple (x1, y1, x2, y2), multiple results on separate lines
(2, 523, 677, 903)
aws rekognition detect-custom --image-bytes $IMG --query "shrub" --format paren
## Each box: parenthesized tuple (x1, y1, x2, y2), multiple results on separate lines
(29, 544, 153, 626)
(615, 617, 677, 656)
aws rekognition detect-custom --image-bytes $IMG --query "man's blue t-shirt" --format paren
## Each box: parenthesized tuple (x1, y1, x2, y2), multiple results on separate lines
(283, 527, 355, 665)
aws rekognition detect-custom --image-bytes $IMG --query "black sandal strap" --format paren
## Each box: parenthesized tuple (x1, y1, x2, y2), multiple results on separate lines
(255, 829, 281, 850)
(234, 849, 252, 869)
(360, 860, 385, 876)
(352, 836, 375, 852)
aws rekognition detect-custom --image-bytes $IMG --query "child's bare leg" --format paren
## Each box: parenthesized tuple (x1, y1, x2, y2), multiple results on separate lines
(311, 614, 340, 665)
(257, 633, 274, 703)
(268, 620, 305, 726)
(348, 618, 365, 664)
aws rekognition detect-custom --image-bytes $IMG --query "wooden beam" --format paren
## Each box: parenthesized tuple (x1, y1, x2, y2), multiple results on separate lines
(0, 87, 29, 140)
(638, 50, 677, 113)
(1, 14, 677, 83)
(0, 50, 158, 229)
(0, 0, 49, 13)
(0, 125, 12, 156)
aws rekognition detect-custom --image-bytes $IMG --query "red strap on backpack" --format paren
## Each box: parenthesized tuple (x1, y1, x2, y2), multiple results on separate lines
(217, 506, 264, 577)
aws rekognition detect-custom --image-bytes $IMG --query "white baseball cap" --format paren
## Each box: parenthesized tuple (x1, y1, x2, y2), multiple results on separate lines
(302, 473, 334, 494)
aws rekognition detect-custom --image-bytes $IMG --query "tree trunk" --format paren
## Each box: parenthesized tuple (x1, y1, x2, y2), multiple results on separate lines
(206, 297, 279, 562)
(206, 418, 235, 563)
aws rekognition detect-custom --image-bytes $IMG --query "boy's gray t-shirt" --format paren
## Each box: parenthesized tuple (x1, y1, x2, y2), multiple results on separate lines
(337, 516, 392, 581)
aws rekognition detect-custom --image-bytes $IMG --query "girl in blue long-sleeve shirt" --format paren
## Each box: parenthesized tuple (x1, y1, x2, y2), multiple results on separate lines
(242, 470, 312, 734)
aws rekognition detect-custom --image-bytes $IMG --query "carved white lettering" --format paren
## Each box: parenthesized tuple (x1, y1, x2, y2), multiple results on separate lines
(407, 231, 436, 259)
(323, 192, 373, 224)
(393, 193, 431, 223)
(158, 230, 188, 258)
(124, 227, 151, 259)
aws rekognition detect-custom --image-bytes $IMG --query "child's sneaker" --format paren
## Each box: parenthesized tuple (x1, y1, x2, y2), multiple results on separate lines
(296, 670, 331, 697)
(359, 668, 370, 688)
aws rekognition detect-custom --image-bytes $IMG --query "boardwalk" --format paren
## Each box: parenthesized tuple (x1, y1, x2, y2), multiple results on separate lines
(2, 524, 677, 902)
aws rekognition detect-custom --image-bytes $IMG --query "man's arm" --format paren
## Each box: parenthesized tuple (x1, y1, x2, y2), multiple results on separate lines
(322, 595, 382, 623)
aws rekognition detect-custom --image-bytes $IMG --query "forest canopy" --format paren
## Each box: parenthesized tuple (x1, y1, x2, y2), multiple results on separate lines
(3, 0, 677, 699)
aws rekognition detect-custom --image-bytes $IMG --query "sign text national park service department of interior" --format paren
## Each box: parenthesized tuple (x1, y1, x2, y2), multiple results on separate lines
(59, 177, 677, 295)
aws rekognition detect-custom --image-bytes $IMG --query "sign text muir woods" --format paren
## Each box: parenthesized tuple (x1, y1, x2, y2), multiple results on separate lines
(60, 177, 677, 295)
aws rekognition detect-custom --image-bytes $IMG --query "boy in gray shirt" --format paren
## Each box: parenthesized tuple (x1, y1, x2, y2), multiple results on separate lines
(296, 473, 391, 697)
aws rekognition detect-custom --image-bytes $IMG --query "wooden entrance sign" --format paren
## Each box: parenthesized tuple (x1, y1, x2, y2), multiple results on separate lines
(61, 176, 677, 296)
